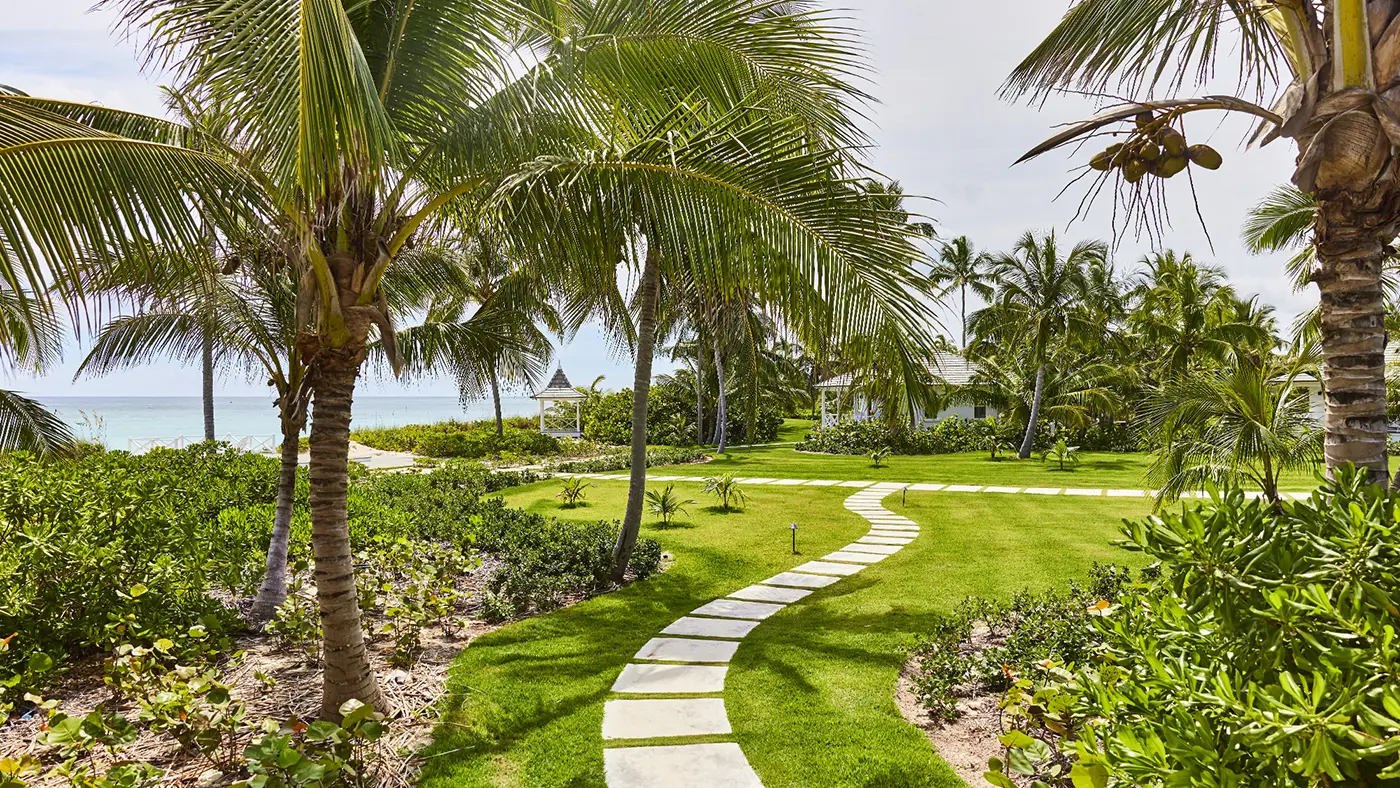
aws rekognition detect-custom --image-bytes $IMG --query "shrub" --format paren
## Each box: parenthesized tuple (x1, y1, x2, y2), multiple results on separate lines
(581, 383, 783, 446)
(976, 471, 1400, 787)
(645, 485, 694, 525)
(798, 417, 985, 456)
(546, 447, 708, 474)
(351, 418, 562, 459)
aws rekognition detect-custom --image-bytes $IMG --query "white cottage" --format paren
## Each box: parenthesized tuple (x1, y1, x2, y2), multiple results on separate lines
(815, 351, 998, 428)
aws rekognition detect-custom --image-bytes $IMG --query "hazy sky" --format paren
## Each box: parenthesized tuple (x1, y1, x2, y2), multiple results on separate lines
(0, 1, 1304, 399)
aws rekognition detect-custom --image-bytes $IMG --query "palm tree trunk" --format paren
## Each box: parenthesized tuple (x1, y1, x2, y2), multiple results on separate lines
(490, 369, 504, 437)
(307, 351, 384, 718)
(960, 285, 967, 350)
(1315, 199, 1390, 486)
(610, 245, 661, 583)
(201, 328, 215, 442)
(249, 416, 302, 625)
(713, 346, 728, 453)
(1019, 365, 1046, 459)
(695, 340, 705, 445)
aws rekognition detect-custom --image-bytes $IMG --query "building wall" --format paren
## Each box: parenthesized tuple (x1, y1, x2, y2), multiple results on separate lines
(837, 394, 996, 427)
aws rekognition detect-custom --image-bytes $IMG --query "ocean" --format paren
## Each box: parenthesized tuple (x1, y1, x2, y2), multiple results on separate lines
(37, 396, 539, 450)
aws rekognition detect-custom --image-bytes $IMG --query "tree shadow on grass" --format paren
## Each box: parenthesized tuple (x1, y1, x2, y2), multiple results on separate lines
(700, 505, 743, 515)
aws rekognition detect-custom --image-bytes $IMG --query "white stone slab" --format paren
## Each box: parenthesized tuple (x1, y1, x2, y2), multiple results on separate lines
(692, 599, 786, 620)
(943, 484, 983, 493)
(603, 698, 732, 740)
(868, 518, 917, 525)
(983, 486, 1022, 494)
(839, 480, 877, 488)
(662, 617, 761, 639)
(867, 524, 919, 531)
(869, 530, 918, 538)
(612, 663, 728, 694)
(1064, 488, 1104, 496)
(823, 551, 887, 564)
(605, 743, 763, 788)
(673, 476, 708, 482)
(770, 478, 807, 486)
(794, 560, 865, 576)
(908, 483, 946, 491)
(636, 637, 740, 663)
(761, 572, 840, 589)
(1285, 491, 1310, 501)
(728, 584, 811, 603)
(1106, 489, 1146, 498)
(803, 479, 843, 486)
(871, 482, 908, 489)
(1023, 487, 1063, 495)
(649, 476, 680, 481)
(739, 478, 777, 485)
(858, 536, 914, 545)
(840, 542, 902, 555)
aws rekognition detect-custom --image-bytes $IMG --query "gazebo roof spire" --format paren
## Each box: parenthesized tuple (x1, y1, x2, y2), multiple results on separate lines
(532, 366, 587, 400)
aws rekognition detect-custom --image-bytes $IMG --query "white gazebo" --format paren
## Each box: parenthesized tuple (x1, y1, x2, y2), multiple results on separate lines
(532, 367, 587, 438)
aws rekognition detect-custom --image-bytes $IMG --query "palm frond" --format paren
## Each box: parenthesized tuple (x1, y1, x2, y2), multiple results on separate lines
(0, 389, 74, 455)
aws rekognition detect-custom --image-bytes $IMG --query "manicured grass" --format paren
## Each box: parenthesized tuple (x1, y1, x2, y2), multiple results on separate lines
(776, 417, 817, 443)
(656, 445, 1320, 491)
(421, 478, 1154, 787)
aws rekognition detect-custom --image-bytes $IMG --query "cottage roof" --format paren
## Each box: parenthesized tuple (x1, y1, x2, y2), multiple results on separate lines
(531, 368, 587, 400)
(815, 351, 978, 390)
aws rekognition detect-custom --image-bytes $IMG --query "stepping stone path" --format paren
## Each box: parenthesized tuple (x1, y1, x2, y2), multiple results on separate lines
(602, 482, 917, 787)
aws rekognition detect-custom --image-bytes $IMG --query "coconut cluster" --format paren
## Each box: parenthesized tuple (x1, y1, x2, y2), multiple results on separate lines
(1089, 111, 1222, 183)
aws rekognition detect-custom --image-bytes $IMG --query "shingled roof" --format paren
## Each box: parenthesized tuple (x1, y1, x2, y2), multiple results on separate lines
(532, 368, 587, 400)
(816, 351, 978, 390)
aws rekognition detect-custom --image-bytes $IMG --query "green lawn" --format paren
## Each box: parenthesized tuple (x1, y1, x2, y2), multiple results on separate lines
(655, 444, 1321, 491)
(421, 479, 1153, 787)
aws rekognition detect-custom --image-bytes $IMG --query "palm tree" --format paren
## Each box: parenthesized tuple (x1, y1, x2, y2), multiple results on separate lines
(1138, 357, 1322, 505)
(1007, 0, 1400, 485)
(1128, 252, 1277, 381)
(958, 348, 1124, 443)
(929, 236, 995, 348)
(972, 231, 1107, 458)
(394, 226, 559, 436)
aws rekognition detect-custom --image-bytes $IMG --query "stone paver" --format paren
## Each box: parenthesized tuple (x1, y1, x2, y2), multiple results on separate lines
(983, 486, 1022, 494)
(858, 536, 914, 545)
(662, 617, 761, 639)
(1064, 488, 1105, 496)
(1107, 489, 1145, 498)
(612, 664, 728, 694)
(868, 524, 918, 531)
(839, 542, 903, 555)
(1023, 487, 1063, 495)
(908, 483, 946, 491)
(728, 585, 812, 604)
(692, 599, 786, 620)
(761, 572, 841, 588)
(604, 743, 763, 788)
(740, 478, 777, 485)
(793, 560, 865, 576)
(822, 551, 887, 564)
(603, 699, 732, 740)
(635, 638, 740, 664)
(838, 480, 877, 487)
(944, 484, 982, 492)
(770, 478, 807, 486)
(869, 530, 918, 538)
(803, 479, 843, 486)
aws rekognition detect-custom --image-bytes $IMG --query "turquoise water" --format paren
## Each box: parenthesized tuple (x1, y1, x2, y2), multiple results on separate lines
(38, 396, 538, 450)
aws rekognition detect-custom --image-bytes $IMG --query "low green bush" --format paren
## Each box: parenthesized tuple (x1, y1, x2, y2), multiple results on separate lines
(351, 418, 562, 459)
(797, 417, 999, 456)
(581, 384, 783, 446)
(918, 471, 1400, 787)
(546, 446, 709, 474)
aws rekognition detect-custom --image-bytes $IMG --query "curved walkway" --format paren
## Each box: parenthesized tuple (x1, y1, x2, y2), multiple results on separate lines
(600, 482, 918, 787)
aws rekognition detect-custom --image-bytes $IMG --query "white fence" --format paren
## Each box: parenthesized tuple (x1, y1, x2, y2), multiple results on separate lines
(127, 435, 278, 454)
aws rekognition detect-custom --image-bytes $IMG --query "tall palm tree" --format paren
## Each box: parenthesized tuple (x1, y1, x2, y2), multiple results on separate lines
(929, 236, 995, 348)
(1138, 356, 1322, 505)
(972, 231, 1107, 458)
(1128, 251, 1277, 381)
(394, 226, 560, 436)
(1007, 0, 1400, 485)
(959, 348, 1125, 439)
